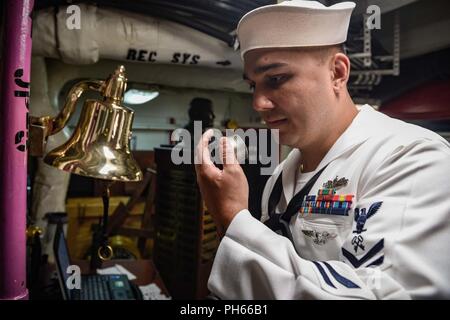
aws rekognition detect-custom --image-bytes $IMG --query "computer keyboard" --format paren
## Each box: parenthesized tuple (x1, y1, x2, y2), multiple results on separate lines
(69, 274, 136, 300)
(80, 275, 112, 300)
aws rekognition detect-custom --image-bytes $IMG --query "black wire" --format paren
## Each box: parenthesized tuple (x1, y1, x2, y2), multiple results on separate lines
(117, 0, 240, 25)
(95, 0, 236, 45)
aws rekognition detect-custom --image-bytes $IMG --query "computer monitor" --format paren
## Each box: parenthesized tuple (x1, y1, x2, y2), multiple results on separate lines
(53, 223, 72, 300)
(53, 223, 140, 300)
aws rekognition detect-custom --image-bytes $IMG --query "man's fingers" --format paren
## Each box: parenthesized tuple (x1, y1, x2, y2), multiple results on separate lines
(221, 137, 238, 167)
(195, 129, 214, 167)
(195, 129, 221, 179)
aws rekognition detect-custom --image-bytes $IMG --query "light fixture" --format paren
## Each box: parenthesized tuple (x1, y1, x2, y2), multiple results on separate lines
(124, 88, 159, 105)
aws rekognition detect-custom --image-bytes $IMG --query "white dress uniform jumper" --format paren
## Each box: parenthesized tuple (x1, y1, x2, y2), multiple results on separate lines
(208, 105, 450, 299)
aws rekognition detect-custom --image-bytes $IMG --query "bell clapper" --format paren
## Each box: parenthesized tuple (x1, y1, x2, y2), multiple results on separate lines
(99, 181, 114, 260)
(89, 180, 115, 271)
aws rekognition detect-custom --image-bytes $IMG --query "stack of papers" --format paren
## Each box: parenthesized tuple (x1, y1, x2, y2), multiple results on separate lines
(97, 264, 137, 280)
(139, 283, 171, 300)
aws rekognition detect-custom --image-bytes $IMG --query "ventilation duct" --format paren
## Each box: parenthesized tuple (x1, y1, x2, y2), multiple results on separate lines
(33, 4, 242, 69)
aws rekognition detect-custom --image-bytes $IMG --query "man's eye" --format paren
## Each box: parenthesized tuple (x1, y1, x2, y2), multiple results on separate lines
(266, 75, 286, 88)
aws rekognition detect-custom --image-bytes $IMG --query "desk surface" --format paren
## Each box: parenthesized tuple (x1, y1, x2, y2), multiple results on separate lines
(73, 259, 170, 296)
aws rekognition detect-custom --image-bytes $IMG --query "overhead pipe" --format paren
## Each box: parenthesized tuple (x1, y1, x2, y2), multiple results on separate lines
(36, 0, 260, 43)
(0, 0, 34, 300)
(33, 4, 242, 67)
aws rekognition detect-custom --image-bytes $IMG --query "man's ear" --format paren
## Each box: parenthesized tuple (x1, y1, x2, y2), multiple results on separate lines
(330, 53, 350, 94)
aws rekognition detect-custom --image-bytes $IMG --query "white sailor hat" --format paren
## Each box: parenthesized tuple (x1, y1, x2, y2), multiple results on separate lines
(237, 0, 356, 59)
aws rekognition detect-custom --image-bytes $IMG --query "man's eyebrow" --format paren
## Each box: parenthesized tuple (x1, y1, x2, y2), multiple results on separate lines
(254, 62, 288, 74)
(243, 62, 288, 81)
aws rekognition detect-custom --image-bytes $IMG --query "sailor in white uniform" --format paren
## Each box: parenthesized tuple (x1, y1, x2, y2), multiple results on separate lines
(194, 0, 450, 299)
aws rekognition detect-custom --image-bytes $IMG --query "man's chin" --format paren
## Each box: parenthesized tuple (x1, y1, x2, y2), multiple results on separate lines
(277, 133, 291, 146)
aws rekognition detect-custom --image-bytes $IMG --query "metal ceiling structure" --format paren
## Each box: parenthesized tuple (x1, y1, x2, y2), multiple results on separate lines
(33, 0, 450, 106)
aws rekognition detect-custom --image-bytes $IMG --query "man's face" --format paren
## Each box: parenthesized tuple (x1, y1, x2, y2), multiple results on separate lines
(243, 48, 337, 149)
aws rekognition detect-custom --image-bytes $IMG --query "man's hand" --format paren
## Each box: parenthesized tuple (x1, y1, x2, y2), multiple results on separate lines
(195, 129, 249, 236)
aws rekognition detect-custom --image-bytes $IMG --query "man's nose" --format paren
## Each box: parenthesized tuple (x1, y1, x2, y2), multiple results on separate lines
(252, 89, 274, 112)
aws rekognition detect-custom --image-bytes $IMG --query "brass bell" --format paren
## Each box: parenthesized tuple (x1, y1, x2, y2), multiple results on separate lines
(30, 65, 143, 182)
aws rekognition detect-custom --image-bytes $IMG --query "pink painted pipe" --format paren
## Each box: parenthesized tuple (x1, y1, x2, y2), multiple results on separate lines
(0, 0, 34, 300)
